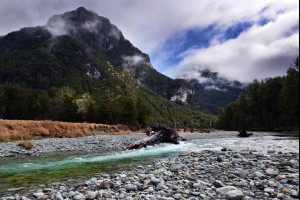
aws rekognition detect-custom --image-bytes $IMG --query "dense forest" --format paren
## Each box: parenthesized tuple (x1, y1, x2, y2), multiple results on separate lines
(0, 65, 214, 129)
(216, 57, 299, 131)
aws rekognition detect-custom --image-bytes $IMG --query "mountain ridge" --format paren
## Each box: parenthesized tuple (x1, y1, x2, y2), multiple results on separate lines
(0, 7, 241, 125)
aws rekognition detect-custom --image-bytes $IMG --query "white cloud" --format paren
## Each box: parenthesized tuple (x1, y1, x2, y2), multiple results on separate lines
(204, 86, 227, 92)
(0, 0, 298, 82)
(122, 55, 150, 68)
(46, 15, 69, 36)
(171, 9, 299, 82)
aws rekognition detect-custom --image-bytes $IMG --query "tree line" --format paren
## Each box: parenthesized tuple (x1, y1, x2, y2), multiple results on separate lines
(0, 65, 213, 129)
(216, 57, 299, 131)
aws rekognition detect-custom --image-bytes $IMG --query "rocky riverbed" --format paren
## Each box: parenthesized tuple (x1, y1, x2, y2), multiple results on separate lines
(0, 131, 299, 200)
(1, 150, 299, 200)
(0, 132, 276, 158)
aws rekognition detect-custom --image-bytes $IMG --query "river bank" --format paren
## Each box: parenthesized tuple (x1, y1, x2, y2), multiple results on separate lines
(0, 131, 279, 158)
(0, 132, 299, 199)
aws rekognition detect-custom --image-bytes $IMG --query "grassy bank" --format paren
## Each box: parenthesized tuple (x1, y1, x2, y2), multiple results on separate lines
(0, 120, 132, 142)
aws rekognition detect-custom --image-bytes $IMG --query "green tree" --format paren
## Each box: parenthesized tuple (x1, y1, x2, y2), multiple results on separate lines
(280, 57, 299, 127)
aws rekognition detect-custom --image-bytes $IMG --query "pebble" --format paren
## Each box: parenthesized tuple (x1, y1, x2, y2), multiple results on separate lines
(227, 190, 245, 200)
(212, 180, 225, 188)
(266, 168, 279, 176)
(216, 186, 238, 195)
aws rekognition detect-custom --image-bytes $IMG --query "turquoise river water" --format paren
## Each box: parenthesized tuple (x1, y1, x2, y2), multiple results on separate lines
(0, 133, 298, 195)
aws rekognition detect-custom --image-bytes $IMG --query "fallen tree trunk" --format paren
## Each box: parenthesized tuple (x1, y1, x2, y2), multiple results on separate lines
(127, 126, 184, 150)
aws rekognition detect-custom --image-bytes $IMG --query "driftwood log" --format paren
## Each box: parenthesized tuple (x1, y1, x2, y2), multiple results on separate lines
(127, 125, 185, 150)
(238, 129, 253, 138)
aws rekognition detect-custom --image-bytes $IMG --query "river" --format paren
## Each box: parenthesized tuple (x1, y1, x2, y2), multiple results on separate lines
(0, 132, 298, 195)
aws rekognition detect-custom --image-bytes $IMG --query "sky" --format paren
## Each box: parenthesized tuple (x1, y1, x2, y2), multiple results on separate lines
(0, 0, 299, 83)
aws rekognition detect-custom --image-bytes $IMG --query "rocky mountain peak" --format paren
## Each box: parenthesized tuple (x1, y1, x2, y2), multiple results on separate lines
(46, 7, 109, 36)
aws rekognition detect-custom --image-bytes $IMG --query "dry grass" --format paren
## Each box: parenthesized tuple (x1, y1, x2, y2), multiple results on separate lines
(0, 120, 132, 142)
(17, 140, 35, 150)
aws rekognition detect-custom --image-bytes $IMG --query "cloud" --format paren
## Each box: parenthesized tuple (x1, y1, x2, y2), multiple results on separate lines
(81, 20, 101, 34)
(170, 9, 299, 82)
(46, 15, 69, 36)
(0, 0, 299, 82)
(122, 55, 150, 68)
(109, 25, 122, 41)
(204, 86, 227, 92)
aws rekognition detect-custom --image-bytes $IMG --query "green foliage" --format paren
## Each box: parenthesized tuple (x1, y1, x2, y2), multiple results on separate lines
(0, 68, 214, 128)
(216, 57, 299, 131)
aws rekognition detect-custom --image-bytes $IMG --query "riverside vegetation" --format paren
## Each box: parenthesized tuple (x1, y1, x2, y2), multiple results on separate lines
(0, 120, 132, 142)
(217, 57, 299, 131)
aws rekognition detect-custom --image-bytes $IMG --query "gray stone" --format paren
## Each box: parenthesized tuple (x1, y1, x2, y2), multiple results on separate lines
(151, 176, 161, 186)
(124, 197, 133, 200)
(120, 174, 127, 178)
(216, 186, 238, 195)
(266, 168, 279, 176)
(73, 193, 86, 200)
(268, 180, 277, 187)
(33, 193, 44, 200)
(68, 191, 77, 197)
(21, 197, 31, 200)
(212, 180, 225, 188)
(54, 192, 64, 200)
(126, 184, 137, 192)
(227, 190, 245, 200)
(264, 188, 275, 193)
(14, 194, 20, 200)
(86, 191, 98, 200)
(146, 187, 155, 193)
(103, 192, 112, 198)
(42, 188, 54, 193)
(2, 197, 15, 200)
(59, 185, 67, 192)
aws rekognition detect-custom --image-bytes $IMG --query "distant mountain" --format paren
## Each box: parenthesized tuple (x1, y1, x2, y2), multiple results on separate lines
(186, 69, 245, 114)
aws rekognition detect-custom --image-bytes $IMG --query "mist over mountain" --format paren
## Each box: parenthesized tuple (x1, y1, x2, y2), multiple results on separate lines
(0, 7, 242, 123)
(186, 68, 245, 114)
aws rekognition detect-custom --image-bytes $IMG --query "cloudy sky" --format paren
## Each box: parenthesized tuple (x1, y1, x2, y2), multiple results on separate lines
(0, 0, 299, 82)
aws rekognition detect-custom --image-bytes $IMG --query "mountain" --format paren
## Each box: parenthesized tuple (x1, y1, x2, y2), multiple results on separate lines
(186, 69, 245, 114)
(0, 7, 191, 98)
(0, 7, 214, 128)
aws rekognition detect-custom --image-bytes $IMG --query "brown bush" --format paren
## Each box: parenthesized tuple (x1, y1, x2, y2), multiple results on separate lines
(17, 141, 35, 150)
(0, 120, 133, 142)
